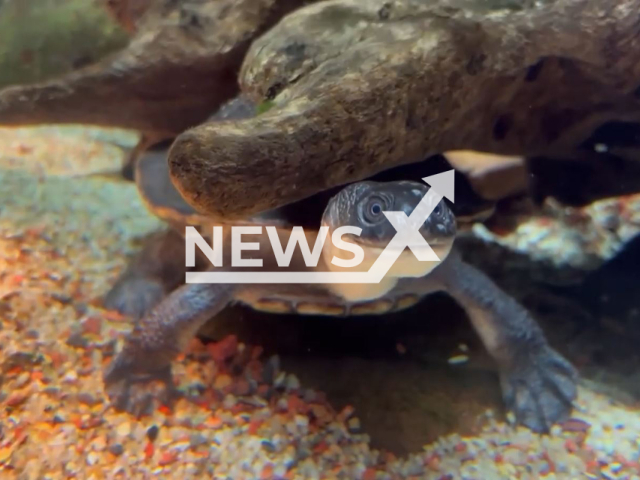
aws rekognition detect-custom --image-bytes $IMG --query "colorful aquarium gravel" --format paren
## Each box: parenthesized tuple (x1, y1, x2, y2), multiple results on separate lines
(1, 126, 640, 479)
(473, 196, 640, 270)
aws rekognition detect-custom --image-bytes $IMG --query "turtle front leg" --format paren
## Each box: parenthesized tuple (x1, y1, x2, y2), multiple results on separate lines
(104, 281, 236, 416)
(433, 251, 577, 432)
(104, 229, 186, 319)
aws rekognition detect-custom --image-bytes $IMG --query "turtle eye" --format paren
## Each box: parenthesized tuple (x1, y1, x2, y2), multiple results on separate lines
(362, 195, 387, 223)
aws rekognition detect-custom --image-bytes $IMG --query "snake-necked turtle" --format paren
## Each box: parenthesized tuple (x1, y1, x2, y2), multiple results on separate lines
(103, 151, 577, 433)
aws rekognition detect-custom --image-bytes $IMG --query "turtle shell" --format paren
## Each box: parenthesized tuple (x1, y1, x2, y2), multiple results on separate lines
(135, 140, 500, 236)
(134, 148, 294, 231)
(134, 139, 512, 316)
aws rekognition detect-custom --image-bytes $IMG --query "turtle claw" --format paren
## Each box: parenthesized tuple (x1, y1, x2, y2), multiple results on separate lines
(500, 345, 577, 432)
(104, 356, 179, 417)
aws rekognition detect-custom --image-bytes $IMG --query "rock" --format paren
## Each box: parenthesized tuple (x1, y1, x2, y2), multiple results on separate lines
(146, 424, 160, 442)
(66, 331, 90, 349)
(116, 422, 131, 437)
(1, 351, 41, 372)
(284, 373, 300, 392)
(108, 443, 124, 456)
(77, 393, 100, 406)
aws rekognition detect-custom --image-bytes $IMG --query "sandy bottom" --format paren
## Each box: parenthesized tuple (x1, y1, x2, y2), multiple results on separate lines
(1, 126, 640, 479)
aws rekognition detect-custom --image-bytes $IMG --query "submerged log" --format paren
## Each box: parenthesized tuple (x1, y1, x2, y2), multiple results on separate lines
(0, 0, 312, 145)
(167, 0, 640, 220)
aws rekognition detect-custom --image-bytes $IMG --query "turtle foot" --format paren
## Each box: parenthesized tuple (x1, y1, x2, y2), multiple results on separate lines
(103, 276, 165, 320)
(501, 345, 577, 432)
(104, 355, 179, 417)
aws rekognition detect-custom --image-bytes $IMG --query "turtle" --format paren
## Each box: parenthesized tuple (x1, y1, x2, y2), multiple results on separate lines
(102, 150, 578, 433)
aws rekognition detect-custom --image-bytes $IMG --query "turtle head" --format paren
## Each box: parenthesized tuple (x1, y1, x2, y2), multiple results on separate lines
(322, 180, 456, 277)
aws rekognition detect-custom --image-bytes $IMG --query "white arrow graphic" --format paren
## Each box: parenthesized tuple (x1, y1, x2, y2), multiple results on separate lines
(186, 170, 455, 284)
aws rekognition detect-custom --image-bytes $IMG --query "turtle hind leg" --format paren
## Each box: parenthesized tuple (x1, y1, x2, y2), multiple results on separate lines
(104, 281, 236, 416)
(433, 251, 577, 432)
(103, 228, 186, 319)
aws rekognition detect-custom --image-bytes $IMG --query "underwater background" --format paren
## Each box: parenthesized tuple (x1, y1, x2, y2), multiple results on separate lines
(2, 1, 640, 479)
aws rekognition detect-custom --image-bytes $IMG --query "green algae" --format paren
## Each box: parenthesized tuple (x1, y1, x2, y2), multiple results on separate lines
(0, 0, 129, 88)
(257, 100, 276, 115)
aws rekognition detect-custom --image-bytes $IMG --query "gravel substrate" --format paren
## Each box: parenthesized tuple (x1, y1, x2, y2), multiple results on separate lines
(1, 126, 640, 479)
(473, 196, 640, 270)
